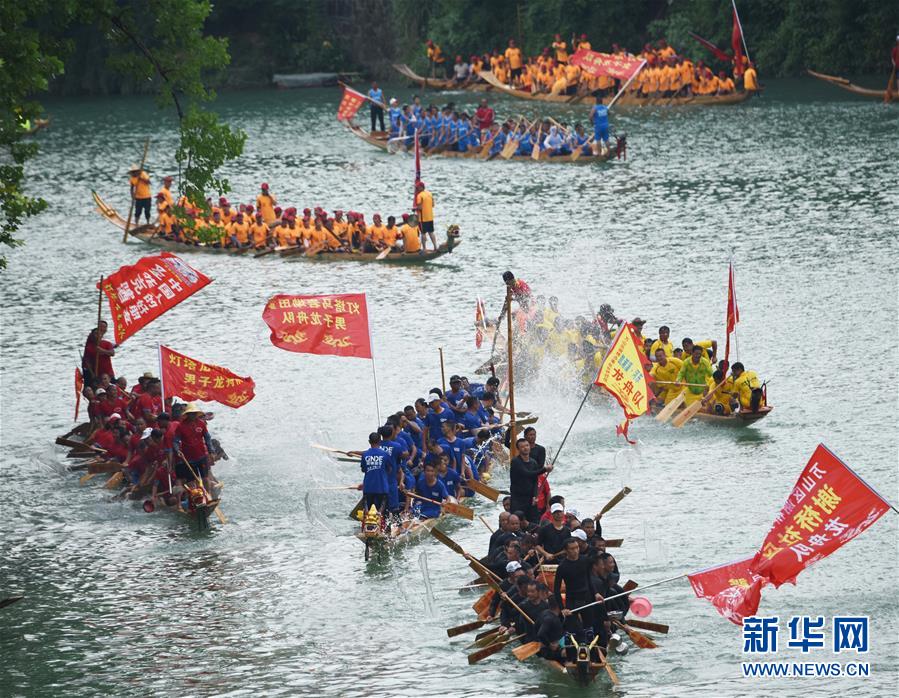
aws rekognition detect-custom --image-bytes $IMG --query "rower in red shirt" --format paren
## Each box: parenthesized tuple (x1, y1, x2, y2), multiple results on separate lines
(475, 99, 495, 129)
(173, 403, 214, 490)
(136, 379, 163, 423)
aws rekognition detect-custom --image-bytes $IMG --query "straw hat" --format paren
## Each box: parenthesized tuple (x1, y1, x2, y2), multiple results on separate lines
(128, 164, 141, 172)
(181, 402, 203, 415)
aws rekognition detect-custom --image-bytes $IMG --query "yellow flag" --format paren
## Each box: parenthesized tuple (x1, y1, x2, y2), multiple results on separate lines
(595, 323, 654, 419)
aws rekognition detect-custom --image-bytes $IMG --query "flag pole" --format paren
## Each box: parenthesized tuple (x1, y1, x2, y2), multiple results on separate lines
(157, 343, 165, 405)
(731, 259, 740, 362)
(732, 0, 751, 63)
(821, 445, 899, 516)
(608, 59, 646, 109)
(94, 276, 104, 378)
(551, 382, 595, 466)
(366, 311, 381, 424)
(439, 347, 446, 393)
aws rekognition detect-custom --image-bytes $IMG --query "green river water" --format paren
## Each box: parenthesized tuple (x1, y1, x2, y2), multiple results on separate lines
(1, 78, 897, 697)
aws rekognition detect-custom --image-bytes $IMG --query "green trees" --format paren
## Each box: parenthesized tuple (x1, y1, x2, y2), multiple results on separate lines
(0, 0, 245, 269)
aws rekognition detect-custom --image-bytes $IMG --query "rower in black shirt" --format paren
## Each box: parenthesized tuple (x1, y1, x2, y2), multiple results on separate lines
(593, 552, 629, 615)
(537, 597, 565, 661)
(536, 502, 571, 559)
(509, 437, 553, 521)
(486, 511, 511, 560)
(516, 580, 549, 641)
(554, 538, 599, 640)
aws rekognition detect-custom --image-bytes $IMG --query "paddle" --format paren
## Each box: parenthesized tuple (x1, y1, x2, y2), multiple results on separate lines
(103, 471, 124, 489)
(56, 437, 104, 452)
(375, 246, 392, 260)
(311, 443, 364, 458)
(598, 647, 620, 685)
(598, 486, 632, 518)
(477, 514, 495, 533)
(0, 596, 24, 610)
(467, 633, 524, 664)
(469, 557, 534, 625)
(614, 620, 657, 649)
(603, 538, 623, 548)
(622, 579, 638, 592)
(671, 378, 727, 428)
(463, 478, 500, 502)
(253, 246, 280, 258)
(447, 618, 488, 637)
(79, 472, 99, 485)
(655, 391, 685, 423)
(430, 527, 468, 557)
(467, 627, 503, 649)
(512, 641, 542, 661)
(626, 619, 669, 634)
(406, 491, 473, 520)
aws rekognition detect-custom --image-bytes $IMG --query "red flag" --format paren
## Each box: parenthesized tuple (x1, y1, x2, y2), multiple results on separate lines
(570, 50, 644, 80)
(732, 5, 745, 77)
(263, 293, 372, 359)
(99, 253, 212, 344)
(74, 368, 84, 421)
(688, 557, 767, 625)
(724, 262, 739, 364)
(474, 297, 486, 348)
(159, 345, 255, 409)
(336, 86, 367, 122)
(688, 32, 732, 64)
(750, 444, 892, 587)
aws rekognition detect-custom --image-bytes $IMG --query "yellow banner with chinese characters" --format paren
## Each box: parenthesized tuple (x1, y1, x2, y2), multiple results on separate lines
(595, 323, 654, 419)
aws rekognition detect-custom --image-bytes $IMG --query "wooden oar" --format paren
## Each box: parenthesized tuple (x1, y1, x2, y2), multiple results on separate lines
(468, 557, 534, 625)
(603, 538, 623, 548)
(671, 379, 727, 428)
(626, 619, 669, 634)
(655, 391, 685, 423)
(311, 443, 364, 458)
(430, 527, 467, 556)
(622, 579, 638, 592)
(0, 596, 24, 610)
(614, 620, 657, 649)
(467, 633, 524, 664)
(598, 647, 620, 685)
(512, 641, 541, 660)
(305, 242, 326, 257)
(466, 627, 502, 649)
(477, 514, 494, 533)
(253, 246, 280, 258)
(375, 246, 392, 260)
(447, 618, 489, 637)
(406, 491, 473, 520)
(598, 486, 631, 518)
(79, 472, 99, 485)
(312, 485, 360, 492)
(463, 478, 500, 502)
(56, 437, 104, 452)
(103, 471, 124, 489)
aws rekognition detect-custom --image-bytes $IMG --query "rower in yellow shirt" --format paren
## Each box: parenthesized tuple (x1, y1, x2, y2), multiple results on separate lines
(426, 40, 446, 77)
(717, 71, 735, 94)
(710, 369, 737, 415)
(157, 175, 174, 212)
(272, 218, 293, 248)
(256, 183, 277, 224)
(366, 213, 387, 252)
(552, 34, 569, 63)
(309, 218, 328, 248)
(250, 213, 269, 249)
(414, 181, 437, 251)
(577, 34, 591, 51)
(649, 325, 674, 359)
(401, 214, 422, 253)
(743, 62, 759, 92)
(128, 164, 152, 224)
(649, 350, 684, 406)
(156, 196, 174, 237)
(731, 362, 765, 411)
(228, 212, 250, 247)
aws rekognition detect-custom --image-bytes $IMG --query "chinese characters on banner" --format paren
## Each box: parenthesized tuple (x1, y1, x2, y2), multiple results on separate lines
(99, 253, 212, 344)
(687, 556, 768, 626)
(336, 86, 367, 122)
(595, 323, 654, 441)
(159, 345, 255, 409)
(262, 293, 372, 359)
(569, 49, 645, 80)
(750, 444, 891, 587)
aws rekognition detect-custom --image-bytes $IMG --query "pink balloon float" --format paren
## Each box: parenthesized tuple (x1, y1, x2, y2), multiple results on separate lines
(629, 596, 652, 617)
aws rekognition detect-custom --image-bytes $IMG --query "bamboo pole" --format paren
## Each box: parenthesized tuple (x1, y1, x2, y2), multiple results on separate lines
(94, 276, 104, 378)
(506, 287, 517, 457)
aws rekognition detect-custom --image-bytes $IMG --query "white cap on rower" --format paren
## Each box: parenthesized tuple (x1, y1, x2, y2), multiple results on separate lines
(550, 503, 564, 513)
(571, 529, 587, 541)
(108, 412, 122, 421)
(140, 427, 153, 440)
(428, 391, 442, 402)
(389, 97, 398, 105)
(506, 561, 522, 573)
(96, 388, 106, 395)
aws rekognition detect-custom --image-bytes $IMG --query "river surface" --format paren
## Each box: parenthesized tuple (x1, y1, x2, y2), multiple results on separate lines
(1, 78, 897, 697)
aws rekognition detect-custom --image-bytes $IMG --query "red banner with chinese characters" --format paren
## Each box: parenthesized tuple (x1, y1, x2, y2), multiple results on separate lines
(99, 253, 212, 344)
(159, 345, 255, 409)
(688, 556, 767, 626)
(262, 293, 372, 359)
(336, 86, 367, 122)
(570, 50, 644, 80)
(595, 323, 654, 419)
(750, 444, 891, 587)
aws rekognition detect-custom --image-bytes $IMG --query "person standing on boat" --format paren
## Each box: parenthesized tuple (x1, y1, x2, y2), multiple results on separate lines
(173, 403, 214, 491)
(509, 437, 552, 522)
(742, 62, 759, 93)
(128, 164, 152, 224)
(474, 99, 494, 130)
(367, 81, 385, 132)
(590, 103, 610, 155)
(359, 431, 390, 515)
(504, 39, 524, 85)
(256, 183, 277, 224)
(415, 180, 437, 252)
(82, 320, 116, 384)
(426, 40, 446, 78)
(555, 537, 598, 641)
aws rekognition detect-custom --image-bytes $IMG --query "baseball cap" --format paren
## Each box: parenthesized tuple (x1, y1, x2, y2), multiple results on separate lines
(550, 503, 564, 513)
(427, 391, 441, 403)
(506, 561, 522, 573)
(571, 529, 587, 541)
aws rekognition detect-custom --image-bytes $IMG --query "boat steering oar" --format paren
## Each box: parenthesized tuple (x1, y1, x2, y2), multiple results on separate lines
(597, 487, 632, 518)
(467, 632, 525, 664)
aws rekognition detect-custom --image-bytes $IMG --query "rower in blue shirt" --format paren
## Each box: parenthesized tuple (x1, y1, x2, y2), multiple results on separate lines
(411, 462, 450, 519)
(402, 405, 425, 464)
(378, 425, 407, 513)
(467, 375, 498, 399)
(360, 431, 390, 513)
(424, 390, 456, 444)
(590, 104, 610, 152)
(388, 99, 402, 138)
(456, 115, 472, 152)
(488, 123, 510, 158)
(437, 455, 462, 499)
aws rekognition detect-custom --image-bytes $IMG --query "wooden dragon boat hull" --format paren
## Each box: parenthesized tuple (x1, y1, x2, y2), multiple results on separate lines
(393, 64, 492, 92)
(346, 124, 615, 164)
(807, 69, 898, 101)
(93, 191, 461, 264)
(692, 405, 773, 426)
(478, 70, 752, 107)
